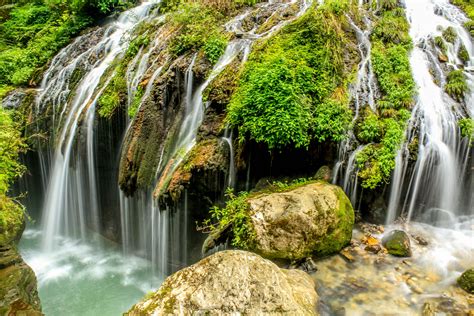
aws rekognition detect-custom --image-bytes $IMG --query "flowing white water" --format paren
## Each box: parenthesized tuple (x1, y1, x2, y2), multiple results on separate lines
(333, 4, 377, 204)
(39, 0, 160, 251)
(386, 0, 473, 225)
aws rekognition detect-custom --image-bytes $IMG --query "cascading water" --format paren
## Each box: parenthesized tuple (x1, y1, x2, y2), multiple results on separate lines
(333, 4, 378, 207)
(386, 0, 473, 226)
(118, 0, 315, 278)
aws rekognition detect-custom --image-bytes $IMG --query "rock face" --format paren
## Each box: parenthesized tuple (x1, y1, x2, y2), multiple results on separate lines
(382, 230, 412, 257)
(457, 268, 474, 294)
(248, 182, 354, 260)
(0, 245, 42, 315)
(127, 250, 318, 315)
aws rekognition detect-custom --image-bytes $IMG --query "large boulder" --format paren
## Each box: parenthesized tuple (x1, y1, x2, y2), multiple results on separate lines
(127, 250, 318, 315)
(248, 182, 354, 260)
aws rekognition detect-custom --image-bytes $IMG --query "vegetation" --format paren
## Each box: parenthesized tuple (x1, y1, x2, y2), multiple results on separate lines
(0, 107, 26, 245)
(356, 2, 415, 189)
(451, 0, 474, 36)
(167, 2, 230, 63)
(459, 118, 474, 143)
(442, 26, 457, 43)
(227, 2, 356, 150)
(160, 0, 262, 14)
(203, 189, 255, 249)
(0, 0, 137, 91)
(445, 70, 468, 101)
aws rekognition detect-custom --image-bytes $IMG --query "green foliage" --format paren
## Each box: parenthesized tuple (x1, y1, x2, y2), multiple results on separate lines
(168, 2, 224, 57)
(0, 2, 92, 86)
(371, 8, 411, 46)
(98, 65, 127, 118)
(227, 5, 354, 150)
(205, 189, 255, 249)
(128, 85, 144, 118)
(442, 26, 457, 43)
(357, 110, 383, 143)
(434, 36, 447, 54)
(459, 118, 474, 142)
(458, 44, 469, 64)
(126, 34, 151, 58)
(204, 34, 228, 64)
(445, 70, 468, 101)
(356, 116, 408, 189)
(357, 3, 414, 189)
(0, 108, 26, 246)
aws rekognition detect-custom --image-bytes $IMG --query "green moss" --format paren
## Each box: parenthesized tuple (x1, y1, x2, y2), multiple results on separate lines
(458, 44, 469, 64)
(445, 70, 468, 101)
(457, 268, 474, 294)
(126, 33, 151, 58)
(313, 186, 354, 257)
(442, 26, 457, 43)
(97, 64, 127, 118)
(0, 107, 26, 246)
(383, 230, 412, 257)
(434, 36, 447, 54)
(227, 2, 356, 150)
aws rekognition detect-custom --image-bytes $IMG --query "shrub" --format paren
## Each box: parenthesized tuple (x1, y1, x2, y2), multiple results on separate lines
(442, 26, 457, 43)
(459, 118, 474, 142)
(204, 34, 228, 64)
(227, 4, 355, 150)
(445, 70, 468, 101)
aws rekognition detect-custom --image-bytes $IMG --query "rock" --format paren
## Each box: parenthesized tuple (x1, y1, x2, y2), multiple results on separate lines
(248, 182, 354, 260)
(382, 230, 412, 257)
(438, 53, 448, 62)
(314, 165, 332, 182)
(365, 244, 382, 254)
(0, 245, 42, 315)
(127, 250, 319, 315)
(457, 268, 474, 294)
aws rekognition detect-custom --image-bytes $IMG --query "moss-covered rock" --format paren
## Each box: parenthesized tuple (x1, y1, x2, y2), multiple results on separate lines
(457, 268, 474, 294)
(0, 245, 42, 315)
(247, 182, 354, 260)
(127, 250, 318, 315)
(382, 230, 412, 257)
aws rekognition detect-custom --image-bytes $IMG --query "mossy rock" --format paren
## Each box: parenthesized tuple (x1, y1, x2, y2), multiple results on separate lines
(382, 230, 412, 257)
(0, 246, 42, 315)
(247, 182, 354, 260)
(457, 268, 474, 294)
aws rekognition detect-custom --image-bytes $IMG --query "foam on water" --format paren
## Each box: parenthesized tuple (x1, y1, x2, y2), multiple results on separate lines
(20, 229, 160, 316)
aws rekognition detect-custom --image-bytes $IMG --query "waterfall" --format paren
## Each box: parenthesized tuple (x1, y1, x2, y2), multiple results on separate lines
(386, 0, 473, 226)
(333, 4, 377, 203)
(39, 0, 160, 251)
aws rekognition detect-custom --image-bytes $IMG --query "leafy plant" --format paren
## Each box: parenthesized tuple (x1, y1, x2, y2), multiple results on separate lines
(203, 189, 255, 249)
(204, 34, 228, 64)
(227, 3, 355, 150)
(445, 70, 468, 101)
(442, 26, 457, 43)
(459, 118, 474, 143)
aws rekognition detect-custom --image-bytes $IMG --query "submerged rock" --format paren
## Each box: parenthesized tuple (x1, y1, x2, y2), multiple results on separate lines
(382, 230, 412, 257)
(248, 182, 354, 260)
(127, 250, 318, 315)
(457, 268, 474, 294)
(0, 245, 42, 315)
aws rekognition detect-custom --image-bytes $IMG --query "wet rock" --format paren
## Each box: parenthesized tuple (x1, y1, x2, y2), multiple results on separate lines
(457, 268, 474, 294)
(314, 165, 332, 182)
(382, 230, 412, 257)
(290, 257, 318, 274)
(248, 182, 354, 260)
(127, 250, 319, 315)
(438, 53, 448, 63)
(413, 234, 429, 246)
(365, 244, 382, 254)
(0, 245, 42, 315)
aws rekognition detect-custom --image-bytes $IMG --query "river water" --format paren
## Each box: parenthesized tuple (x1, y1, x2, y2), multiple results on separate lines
(20, 229, 160, 315)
